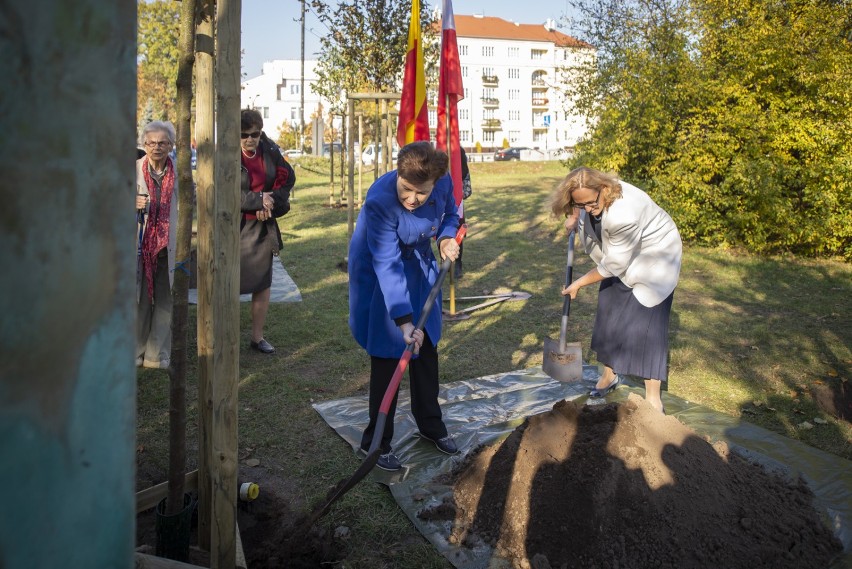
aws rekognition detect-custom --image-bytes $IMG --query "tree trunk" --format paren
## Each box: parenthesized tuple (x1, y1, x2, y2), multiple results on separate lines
(166, 0, 199, 517)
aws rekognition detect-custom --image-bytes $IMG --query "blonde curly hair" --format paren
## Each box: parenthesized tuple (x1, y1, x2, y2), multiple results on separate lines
(551, 166, 623, 218)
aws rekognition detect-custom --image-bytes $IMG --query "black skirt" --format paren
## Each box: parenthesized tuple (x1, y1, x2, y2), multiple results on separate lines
(591, 277, 674, 382)
(240, 218, 274, 294)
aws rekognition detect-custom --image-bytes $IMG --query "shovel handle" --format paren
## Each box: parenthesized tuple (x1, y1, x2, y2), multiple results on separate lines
(558, 231, 575, 352)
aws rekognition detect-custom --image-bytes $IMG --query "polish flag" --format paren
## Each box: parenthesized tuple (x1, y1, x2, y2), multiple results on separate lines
(436, 0, 465, 210)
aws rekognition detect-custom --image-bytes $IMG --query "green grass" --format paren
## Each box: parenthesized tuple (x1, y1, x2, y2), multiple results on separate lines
(137, 160, 851, 567)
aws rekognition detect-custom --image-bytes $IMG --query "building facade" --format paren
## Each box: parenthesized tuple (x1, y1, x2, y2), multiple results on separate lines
(242, 15, 593, 153)
(446, 15, 593, 153)
(240, 59, 325, 146)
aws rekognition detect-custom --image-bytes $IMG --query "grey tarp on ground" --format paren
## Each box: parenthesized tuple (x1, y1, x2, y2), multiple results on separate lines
(188, 255, 301, 304)
(312, 367, 852, 569)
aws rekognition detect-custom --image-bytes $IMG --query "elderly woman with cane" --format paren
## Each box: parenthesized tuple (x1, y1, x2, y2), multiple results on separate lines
(552, 167, 682, 413)
(136, 121, 178, 369)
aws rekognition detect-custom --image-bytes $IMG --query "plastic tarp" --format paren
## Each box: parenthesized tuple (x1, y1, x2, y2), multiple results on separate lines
(313, 367, 852, 569)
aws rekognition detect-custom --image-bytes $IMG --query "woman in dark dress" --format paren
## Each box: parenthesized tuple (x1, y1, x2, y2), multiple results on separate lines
(553, 167, 682, 413)
(239, 109, 295, 354)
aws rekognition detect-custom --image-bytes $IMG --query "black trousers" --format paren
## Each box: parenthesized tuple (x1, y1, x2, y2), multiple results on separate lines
(360, 334, 447, 454)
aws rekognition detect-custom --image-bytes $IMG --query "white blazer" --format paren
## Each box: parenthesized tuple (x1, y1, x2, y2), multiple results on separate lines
(579, 181, 682, 307)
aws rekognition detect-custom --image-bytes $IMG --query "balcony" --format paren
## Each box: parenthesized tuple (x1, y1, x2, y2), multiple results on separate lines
(531, 78, 548, 89)
(482, 75, 499, 86)
(481, 118, 501, 129)
(481, 97, 500, 107)
(531, 97, 549, 107)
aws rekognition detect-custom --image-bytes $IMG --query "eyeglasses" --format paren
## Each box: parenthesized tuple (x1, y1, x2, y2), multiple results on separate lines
(144, 141, 172, 148)
(573, 192, 601, 209)
(240, 131, 261, 139)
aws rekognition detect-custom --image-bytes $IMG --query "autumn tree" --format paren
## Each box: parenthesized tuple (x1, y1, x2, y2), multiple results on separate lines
(308, 0, 439, 140)
(137, 0, 181, 125)
(564, 0, 852, 258)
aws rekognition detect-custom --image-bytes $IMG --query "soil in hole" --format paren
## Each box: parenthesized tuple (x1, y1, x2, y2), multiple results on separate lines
(136, 464, 346, 568)
(419, 393, 843, 569)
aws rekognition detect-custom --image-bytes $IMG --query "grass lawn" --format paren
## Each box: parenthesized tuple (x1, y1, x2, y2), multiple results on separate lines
(137, 159, 851, 568)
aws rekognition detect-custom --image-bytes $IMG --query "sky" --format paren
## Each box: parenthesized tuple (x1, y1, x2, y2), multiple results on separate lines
(241, 0, 578, 79)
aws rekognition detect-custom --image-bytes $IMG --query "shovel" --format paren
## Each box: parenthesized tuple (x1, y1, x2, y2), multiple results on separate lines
(300, 225, 467, 531)
(542, 231, 583, 382)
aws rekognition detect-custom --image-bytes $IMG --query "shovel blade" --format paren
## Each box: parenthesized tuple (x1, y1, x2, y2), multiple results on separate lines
(542, 337, 583, 382)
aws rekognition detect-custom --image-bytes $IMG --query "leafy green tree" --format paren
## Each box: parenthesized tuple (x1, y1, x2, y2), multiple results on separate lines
(564, 0, 852, 258)
(658, 0, 852, 257)
(137, 0, 181, 123)
(308, 0, 438, 139)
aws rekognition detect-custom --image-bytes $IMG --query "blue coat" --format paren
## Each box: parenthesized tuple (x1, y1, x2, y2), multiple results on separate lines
(348, 170, 460, 358)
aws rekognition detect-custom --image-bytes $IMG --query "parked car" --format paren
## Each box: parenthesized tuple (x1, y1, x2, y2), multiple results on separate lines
(321, 142, 343, 157)
(494, 146, 530, 161)
(283, 149, 303, 160)
(361, 143, 399, 165)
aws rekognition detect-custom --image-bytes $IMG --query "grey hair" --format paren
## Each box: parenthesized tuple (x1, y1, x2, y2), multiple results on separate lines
(139, 121, 176, 146)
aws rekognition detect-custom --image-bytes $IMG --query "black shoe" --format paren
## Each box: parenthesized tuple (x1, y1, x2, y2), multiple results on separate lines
(589, 375, 620, 398)
(425, 434, 459, 455)
(376, 451, 402, 471)
(250, 338, 275, 354)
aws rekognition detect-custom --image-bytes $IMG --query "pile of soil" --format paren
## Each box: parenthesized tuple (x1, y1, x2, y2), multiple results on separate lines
(420, 393, 843, 569)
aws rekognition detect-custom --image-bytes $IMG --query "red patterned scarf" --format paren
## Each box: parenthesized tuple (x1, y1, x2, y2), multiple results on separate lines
(141, 156, 175, 300)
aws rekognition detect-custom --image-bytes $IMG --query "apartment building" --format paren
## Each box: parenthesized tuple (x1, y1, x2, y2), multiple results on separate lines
(240, 59, 324, 144)
(449, 15, 593, 152)
(242, 15, 593, 152)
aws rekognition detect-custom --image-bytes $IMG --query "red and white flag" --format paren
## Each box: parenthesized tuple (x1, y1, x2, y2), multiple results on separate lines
(436, 0, 465, 210)
(396, 0, 429, 146)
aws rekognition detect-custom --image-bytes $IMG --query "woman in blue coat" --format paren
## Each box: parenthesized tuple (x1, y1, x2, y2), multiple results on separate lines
(348, 141, 461, 471)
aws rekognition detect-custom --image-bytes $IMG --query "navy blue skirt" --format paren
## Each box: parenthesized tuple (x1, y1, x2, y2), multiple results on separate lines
(590, 277, 673, 382)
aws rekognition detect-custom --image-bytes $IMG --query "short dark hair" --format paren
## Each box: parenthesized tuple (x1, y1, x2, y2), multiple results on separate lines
(396, 141, 449, 184)
(241, 108, 263, 132)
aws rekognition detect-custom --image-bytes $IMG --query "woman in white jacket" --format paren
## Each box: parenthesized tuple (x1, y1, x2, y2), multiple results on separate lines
(552, 167, 682, 413)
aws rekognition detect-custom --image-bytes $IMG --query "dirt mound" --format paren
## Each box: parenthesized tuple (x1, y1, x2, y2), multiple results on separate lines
(420, 393, 843, 569)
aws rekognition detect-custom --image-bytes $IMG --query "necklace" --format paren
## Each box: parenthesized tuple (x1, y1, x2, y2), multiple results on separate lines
(242, 148, 257, 159)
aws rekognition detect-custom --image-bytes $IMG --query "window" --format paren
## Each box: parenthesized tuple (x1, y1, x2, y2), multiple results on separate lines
(459, 44, 468, 56)
(509, 110, 520, 121)
(262, 107, 269, 119)
(460, 130, 470, 142)
(508, 89, 520, 100)
(509, 130, 520, 143)
(508, 47, 519, 58)
(459, 108, 469, 120)
(483, 108, 496, 119)
(290, 84, 300, 95)
(428, 109, 437, 127)
(482, 67, 494, 76)
(483, 131, 494, 143)
(508, 68, 520, 79)
(290, 107, 298, 120)
(462, 66, 468, 78)
(464, 88, 470, 99)
(533, 131, 545, 143)
(531, 49, 547, 60)
(482, 46, 494, 57)
(482, 87, 494, 98)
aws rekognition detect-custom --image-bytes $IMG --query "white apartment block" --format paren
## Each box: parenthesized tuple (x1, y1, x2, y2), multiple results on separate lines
(242, 15, 593, 152)
(241, 59, 325, 144)
(447, 15, 593, 152)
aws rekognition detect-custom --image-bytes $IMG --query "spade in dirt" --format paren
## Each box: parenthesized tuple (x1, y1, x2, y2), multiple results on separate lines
(542, 230, 583, 382)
